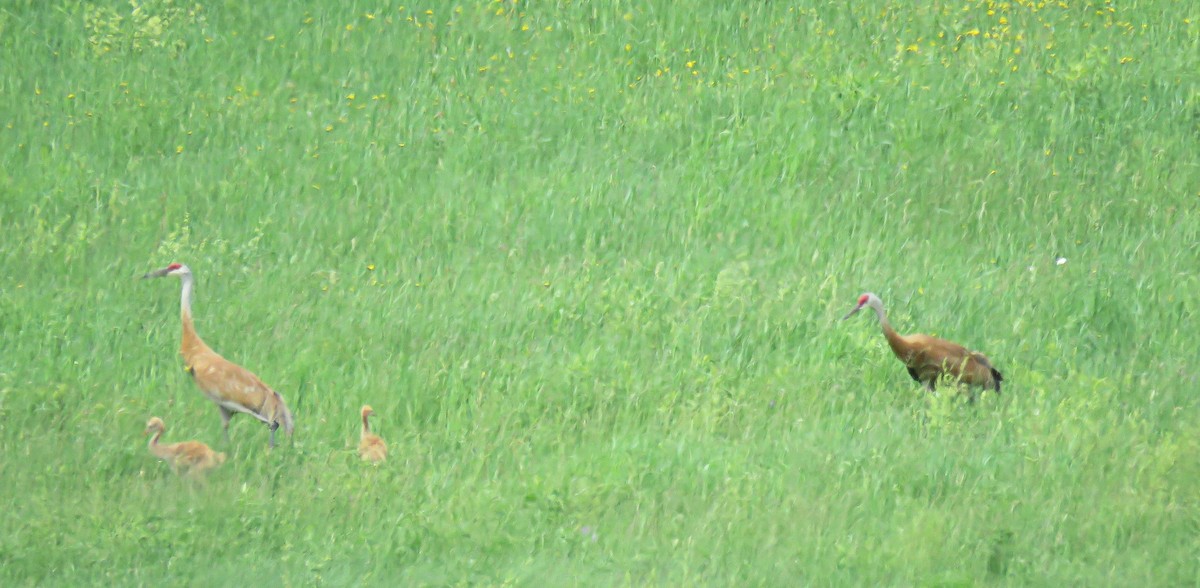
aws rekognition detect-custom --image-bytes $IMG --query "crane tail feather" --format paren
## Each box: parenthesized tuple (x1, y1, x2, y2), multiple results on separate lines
(991, 368, 1003, 394)
(273, 391, 295, 435)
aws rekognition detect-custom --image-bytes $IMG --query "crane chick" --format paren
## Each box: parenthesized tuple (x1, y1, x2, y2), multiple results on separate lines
(143, 263, 294, 448)
(144, 417, 226, 479)
(843, 292, 1003, 399)
(358, 405, 387, 463)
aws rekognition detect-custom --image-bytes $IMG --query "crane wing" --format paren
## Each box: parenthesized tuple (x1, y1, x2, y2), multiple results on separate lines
(360, 434, 388, 462)
(900, 334, 1000, 391)
(897, 334, 969, 370)
(185, 348, 276, 418)
(171, 441, 218, 466)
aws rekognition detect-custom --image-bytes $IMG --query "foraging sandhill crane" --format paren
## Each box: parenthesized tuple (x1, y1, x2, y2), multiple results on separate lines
(144, 416, 226, 478)
(843, 293, 1003, 398)
(358, 405, 387, 463)
(143, 263, 294, 447)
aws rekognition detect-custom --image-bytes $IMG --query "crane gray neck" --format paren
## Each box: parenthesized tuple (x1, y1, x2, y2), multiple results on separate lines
(179, 273, 195, 317)
(868, 298, 891, 331)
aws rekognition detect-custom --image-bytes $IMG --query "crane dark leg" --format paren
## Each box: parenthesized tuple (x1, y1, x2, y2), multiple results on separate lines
(219, 406, 233, 444)
(269, 420, 279, 448)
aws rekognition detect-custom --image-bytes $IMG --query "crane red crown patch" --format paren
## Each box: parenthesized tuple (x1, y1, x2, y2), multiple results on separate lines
(857, 294, 869, 305)
(167, 263, 182, 270)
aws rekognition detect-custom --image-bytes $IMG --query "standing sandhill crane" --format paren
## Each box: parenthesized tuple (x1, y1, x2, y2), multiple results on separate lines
(143, 263, 294, 447)
(843, 292, 1003, 398)
(144, 417, 227, 478)
(358, 405, 387, 463)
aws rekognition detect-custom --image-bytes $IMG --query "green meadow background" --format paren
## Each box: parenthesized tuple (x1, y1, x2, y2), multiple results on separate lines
(2, 0, 1198, 585)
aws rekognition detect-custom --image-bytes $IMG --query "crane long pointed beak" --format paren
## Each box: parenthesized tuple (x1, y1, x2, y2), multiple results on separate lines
(141, 268, 170, 279)
(841, 305, 864, 321)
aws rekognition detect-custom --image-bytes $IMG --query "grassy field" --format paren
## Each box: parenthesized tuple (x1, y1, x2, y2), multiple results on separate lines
(2, 0, 1198, 585)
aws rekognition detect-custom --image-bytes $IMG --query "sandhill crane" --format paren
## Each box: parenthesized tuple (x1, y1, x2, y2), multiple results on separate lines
(358, 405, 387, 463)
(144, 416, 226, 478)
(143, 263, 294, 447)
(843, 292, 1003, 399)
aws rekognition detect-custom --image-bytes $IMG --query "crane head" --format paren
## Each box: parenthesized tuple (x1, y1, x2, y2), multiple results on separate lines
(842, 292, 880, 320)
(144, 417, 166, 435)
(142, 263, 191, 279)
(361, 405, 375, 418)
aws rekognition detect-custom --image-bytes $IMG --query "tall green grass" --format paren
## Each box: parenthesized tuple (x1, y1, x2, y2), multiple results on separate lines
(2, 0, 1198, 584)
